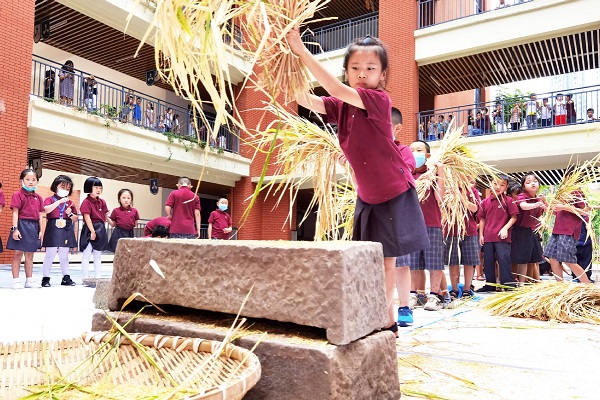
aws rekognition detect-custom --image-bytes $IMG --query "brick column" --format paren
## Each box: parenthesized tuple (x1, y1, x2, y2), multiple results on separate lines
(379, 0, 419, 145)
(0, 0, 35, 263)
(232, 83, 296, 241)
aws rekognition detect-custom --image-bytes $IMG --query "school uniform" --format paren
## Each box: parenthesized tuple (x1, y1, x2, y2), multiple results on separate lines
(0, 189, 4, 252)
(444, 186, 481, 267)
(165, 186, 200, 238)
(544, 191, 586, 264)
(79, 195, 109, 251)
(42, 196, 77, 248)
(143, 216, 171, 237)
(6, 188, 44, 252)
(397, 169, 441, 270)
(575, 219, 592, 280)
(322, 88, 428, 257)
(510, 192, 544, 264)
(479, 194, 519, 287)
(208, 209, 232, 239)
(108, 206, 140, 252)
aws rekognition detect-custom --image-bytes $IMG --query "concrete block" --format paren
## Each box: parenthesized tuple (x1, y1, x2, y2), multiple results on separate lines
(91, 312, 400, 400)
(93, 278, 112, 309)
(108, 239, 388, 345)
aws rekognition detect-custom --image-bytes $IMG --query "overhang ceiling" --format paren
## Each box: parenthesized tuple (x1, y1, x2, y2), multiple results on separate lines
(419, 29, 600, 96)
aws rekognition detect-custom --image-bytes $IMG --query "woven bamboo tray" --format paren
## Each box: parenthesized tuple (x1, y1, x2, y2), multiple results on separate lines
(0, 332, 261, 400)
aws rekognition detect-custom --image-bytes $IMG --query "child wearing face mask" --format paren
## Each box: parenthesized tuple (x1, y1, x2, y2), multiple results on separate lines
(41, 175, 78, 287)
(207, 197, 233, 240)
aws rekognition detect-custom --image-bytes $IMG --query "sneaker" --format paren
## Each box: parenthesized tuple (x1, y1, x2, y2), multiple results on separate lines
(25, 280, 42, 289)
(41, 277, 51, 288)
(461, 287, 475, 299)
(475, 285, 495, 293)
(417, 293, 428, 307)
(397, 307, 414, 327)
(12, 281, 24, 290)
(424, 294, 443, 311)
(442, 292, 452, 308)
(445, 290, 460, 309)
(408, 293, 418, 310)
(61, 275, 76, 286)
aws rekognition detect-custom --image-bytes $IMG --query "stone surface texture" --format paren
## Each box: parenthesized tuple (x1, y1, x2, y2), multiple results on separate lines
(92, 278, 111, 309)
(108, 239, 388, 345)
(92, 312, 401, 400)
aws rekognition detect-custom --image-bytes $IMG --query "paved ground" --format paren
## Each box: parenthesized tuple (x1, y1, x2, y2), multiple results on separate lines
(1, 262, 599, 399)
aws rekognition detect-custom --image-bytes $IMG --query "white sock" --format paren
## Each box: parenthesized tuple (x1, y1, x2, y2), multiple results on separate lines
(13, 278, 20, 284)
(25, 277, 32, 283)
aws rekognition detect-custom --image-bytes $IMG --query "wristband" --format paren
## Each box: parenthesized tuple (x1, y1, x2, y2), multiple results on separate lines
(67, 213, 74, 218)
(10, 226, 17, 231)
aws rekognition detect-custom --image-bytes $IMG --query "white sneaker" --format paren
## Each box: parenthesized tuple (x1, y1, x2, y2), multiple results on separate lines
(25, 280, 42, 289)
(423, 294, 442, 311)
(408, 293, 418, 310)
(12, 281, 24, 290)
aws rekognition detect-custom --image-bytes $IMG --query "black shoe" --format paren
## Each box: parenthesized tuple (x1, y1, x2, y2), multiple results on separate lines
(41, 277, 51, 288)
(61, 275, 76, 286)
(475, 285, 495, 293)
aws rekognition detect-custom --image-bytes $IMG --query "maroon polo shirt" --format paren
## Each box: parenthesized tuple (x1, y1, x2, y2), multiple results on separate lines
(446, 186, 481, 237)
(165, 186, 200, 234)
(414, 170, 442, 228)
(552, 191, 586, 239)
(144, 216, 171, 237)
(44, 196, 77, 219)
(479, 194, 519, 243)
(110, 206, 140, 230)
(208, 209, 232, 239)
(80, 195, 108, 223)
(10, 189, 44, 220)
(395, 142, 416, 184)
(322, 88, 413, 204)
(515, 192, 543, 229)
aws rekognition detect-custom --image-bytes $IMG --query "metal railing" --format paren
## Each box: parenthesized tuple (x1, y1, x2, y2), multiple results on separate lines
(31, 55, 239, 154)
(301, 12, 379, 54)
(418, 0, 534, 29)
(418, 84, 600, 141)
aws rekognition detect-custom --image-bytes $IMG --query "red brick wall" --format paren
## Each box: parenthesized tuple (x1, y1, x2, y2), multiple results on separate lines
(380, 0, 419, 146)
(0, 0, 35, 263)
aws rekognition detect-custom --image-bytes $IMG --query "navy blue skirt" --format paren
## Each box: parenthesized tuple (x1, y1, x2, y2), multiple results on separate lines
(0, 236, 3, 252)
(511, 226, 544, 264)
(6, 219, 41, 252)
(108, 226, 134, 253)
(353, 188, 429, 258)
(79, 221, 109, 252)
(43, 218, 77, 248)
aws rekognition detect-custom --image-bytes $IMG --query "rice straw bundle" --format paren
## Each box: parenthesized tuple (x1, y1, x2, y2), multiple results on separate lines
(536, 155, 600, 260)
(416, 125, 502, 239)
(245, 0, 334, 104)
(246, 104, 354, 240)
(480, 281, 600, 324)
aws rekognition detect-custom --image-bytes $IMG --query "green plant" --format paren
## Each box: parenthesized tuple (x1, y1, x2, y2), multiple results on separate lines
(43, 97, 57, 103)
(495, 87, 532, 123)
(101, 104, 118, 119)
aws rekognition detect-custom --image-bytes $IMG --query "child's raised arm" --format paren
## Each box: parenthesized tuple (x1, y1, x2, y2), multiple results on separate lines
(286, 29, 364, 111)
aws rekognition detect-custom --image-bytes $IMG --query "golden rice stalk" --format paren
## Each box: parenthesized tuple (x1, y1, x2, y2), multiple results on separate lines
(417, 125, 502, 239)
(480, 281, 600, 324)
(244, 0, 334, 104)
(536, 154, 600, 256)
(247, 104, 354, 240)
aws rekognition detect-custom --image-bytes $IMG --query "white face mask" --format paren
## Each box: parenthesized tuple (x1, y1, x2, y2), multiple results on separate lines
(57, 189, 69, 198)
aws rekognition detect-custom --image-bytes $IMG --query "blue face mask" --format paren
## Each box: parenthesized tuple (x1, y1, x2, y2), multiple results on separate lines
(218, 204, 228, 211)
(22, 184, 37, 192)
(413, 152, 427, 168)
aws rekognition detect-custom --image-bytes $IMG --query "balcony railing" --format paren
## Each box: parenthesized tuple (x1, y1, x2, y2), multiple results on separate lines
(301, 12, 378, 55)
(31, 55, 239, 154)
(418, 84, 600, 142)
(417, 0, 534, 29)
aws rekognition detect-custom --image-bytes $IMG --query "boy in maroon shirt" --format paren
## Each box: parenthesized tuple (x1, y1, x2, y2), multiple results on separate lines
(208, 197, 233, 239)
(143, 216, 171, 237)
(477, 175, 519, 292)
(165, 177, 201, 239)
(544, 189, 591, 283)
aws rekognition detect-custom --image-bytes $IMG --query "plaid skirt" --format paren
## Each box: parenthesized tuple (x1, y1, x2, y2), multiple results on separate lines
(396, 227, 444, 270)
(354, 188, 429, 258)
(444, 235, 481, 266)
(544, 234, 577, 264)
(511, 226, 543, 264)
(6, 219, 41, 252)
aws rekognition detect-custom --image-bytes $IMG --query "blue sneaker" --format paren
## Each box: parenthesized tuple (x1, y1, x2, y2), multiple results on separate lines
(397, 307, 413, 327)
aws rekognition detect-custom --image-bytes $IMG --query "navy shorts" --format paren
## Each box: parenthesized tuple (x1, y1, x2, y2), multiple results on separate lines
(396, 227, 444, 270)
(511, 226, 543, 264)
(354, 188, 429, 258)
(544, 234, 577, 264)
(444, 235, 481, 266)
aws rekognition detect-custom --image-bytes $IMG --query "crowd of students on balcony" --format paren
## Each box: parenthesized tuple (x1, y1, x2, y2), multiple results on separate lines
(422, 92, 599, 141)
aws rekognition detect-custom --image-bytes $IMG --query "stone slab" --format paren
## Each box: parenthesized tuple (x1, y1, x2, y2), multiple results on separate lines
(92, 312, 401, 400)
(92, 278, 111, 309)
(108, 239, 388, 345)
